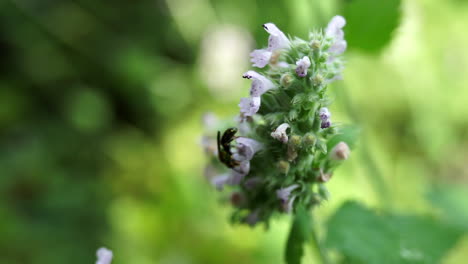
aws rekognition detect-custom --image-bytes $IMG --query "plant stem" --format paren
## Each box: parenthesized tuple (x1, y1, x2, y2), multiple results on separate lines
(309, 210, 330, 264)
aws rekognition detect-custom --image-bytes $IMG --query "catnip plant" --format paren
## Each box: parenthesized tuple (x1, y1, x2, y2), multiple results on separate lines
(202, 15, 353, 263)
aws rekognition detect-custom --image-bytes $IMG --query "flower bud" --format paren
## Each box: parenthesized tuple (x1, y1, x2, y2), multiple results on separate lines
(289, 135, 302, 148)
(313, 74, 324, 86)
(287, 145, 298, 162)
(302, 133, 316, 147)
(318, 53, 329, 63)
(310, 40, 321, 50)
(330, 141, 350, 160)
(277, 160, 290, 174)
(280, 73, 294, 88)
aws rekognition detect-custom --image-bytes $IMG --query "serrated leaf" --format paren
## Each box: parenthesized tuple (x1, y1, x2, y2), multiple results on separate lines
(326, 201, 462, 264)
(285, 207, 311, 264)
(291, 93, 306, 105)
(337, 0, 401, 53)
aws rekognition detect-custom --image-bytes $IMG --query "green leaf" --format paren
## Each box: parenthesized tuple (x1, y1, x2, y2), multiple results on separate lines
(337, 0, 402, 53)
(427, 184, 468, 231)
(285, 207, 311, 264)
(326, 125, 360, 150)
(326, 201, 462, 264)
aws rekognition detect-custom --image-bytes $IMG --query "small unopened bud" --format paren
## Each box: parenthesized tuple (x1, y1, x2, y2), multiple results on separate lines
(313, 74, 324, 86)
(303, 133, 316, 147)
(330, 142, 350, 160)
(277, 160, 290, 174)
(319, 53, 329, 63)
(287, 145, 298, 162)
(280, 73, 294, 88)
(289, 135, 302, 147)
(310, 40, 321, 50)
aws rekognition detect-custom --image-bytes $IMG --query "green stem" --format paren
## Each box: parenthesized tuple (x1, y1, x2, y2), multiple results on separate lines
(309, 210, 330, 264)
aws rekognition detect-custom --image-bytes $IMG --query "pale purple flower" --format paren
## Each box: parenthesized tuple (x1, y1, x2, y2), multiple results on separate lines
(96, 247, 113, 264)
(281, 195, 296, 213)
(263, 23, 290, 51)
(326, 16, 347, 56)
(250, 49, 272, 68)
(277, 184, 299, 214)
(233, 160, 250, 175)
(228, 169, 247, 185)
(233, 137, 263, 162)
(271, 123, 290, 143)
(276, 184, 299, 201)
(239, 96, 261, 117)
(242, 71, 276, 97)
(210, 173, 230, 191)
(244, 177, 263, 190)
(202, 112, 218, 131)
(295, 56, 311, 77)
(319, 107, 331, 129)
(200, 136, 217, 156)
(248, 23, 289, 68)
(203, 164, 218, 181)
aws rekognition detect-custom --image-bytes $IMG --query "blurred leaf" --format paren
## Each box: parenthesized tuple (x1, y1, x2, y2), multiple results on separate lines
(427, 184, 468, 231)
(337, 0, 401, 53)
(327, 125, 360, 150)
(285, 206, 311, 264)
(326, 201, 462, 264)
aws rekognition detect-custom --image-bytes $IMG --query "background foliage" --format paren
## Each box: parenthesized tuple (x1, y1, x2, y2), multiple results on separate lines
(1, 0, 468, 263)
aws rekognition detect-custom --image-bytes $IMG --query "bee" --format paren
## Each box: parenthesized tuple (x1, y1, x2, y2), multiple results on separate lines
(217, 127, 240, 168)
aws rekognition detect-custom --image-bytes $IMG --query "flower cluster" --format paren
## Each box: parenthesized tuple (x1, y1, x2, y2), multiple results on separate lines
(202, 16, 352, 226)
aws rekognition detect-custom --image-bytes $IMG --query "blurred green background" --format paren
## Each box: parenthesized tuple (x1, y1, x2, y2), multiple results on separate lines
(1, 0, 468, 263)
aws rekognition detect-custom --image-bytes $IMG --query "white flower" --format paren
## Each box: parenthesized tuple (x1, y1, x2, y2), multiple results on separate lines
(233, 137, 263, 161)
(271, 123, 290, 143)
(295, 56, 311, 77)
(330, 142, 350, 161)
(242, 71, 276, 97)
(319, 107, 331, 128)
(250, 49, 272, 68)
(276, 184, 299, 201)
(263, 23, 290, 51)
(239, 97, 261, 117)
(96, 247, 113, 264)
(326, 16, 347, 56)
